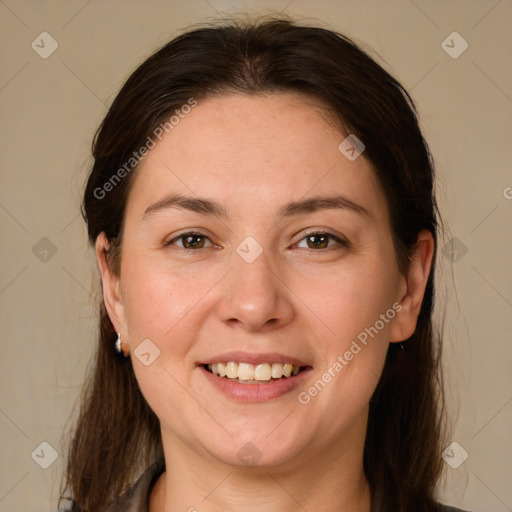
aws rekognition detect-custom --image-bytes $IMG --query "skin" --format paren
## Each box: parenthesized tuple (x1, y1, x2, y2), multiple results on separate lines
(96, 92, 434, 512)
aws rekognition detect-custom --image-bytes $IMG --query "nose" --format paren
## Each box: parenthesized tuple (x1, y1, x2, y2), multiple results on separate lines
(215, 244, 295, 332)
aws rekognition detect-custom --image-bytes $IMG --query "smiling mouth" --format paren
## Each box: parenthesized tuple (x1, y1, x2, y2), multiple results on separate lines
(203, 362, 309, 384)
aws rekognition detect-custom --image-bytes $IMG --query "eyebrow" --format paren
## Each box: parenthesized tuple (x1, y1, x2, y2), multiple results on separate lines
(142, 193, 373, 222)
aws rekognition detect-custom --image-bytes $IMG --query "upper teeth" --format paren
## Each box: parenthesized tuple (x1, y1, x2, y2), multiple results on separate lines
(207, 362, 302, 381)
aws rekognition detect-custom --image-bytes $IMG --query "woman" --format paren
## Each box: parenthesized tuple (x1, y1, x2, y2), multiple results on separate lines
(59, 16, 470, 512)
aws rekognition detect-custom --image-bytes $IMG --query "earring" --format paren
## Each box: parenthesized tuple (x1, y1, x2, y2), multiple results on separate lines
(399, 342, 404, 350)
(115, 332, 129, 357)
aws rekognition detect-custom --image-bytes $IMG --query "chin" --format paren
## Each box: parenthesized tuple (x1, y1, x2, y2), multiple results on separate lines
(206, 432, 304, 470)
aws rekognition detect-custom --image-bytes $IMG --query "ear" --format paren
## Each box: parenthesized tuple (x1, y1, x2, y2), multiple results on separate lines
(389, 229, 435, 343)
(95, 232, 128, 337)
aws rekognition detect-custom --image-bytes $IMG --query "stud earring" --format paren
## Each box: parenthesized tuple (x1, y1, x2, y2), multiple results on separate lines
(115, 332, 130, 357)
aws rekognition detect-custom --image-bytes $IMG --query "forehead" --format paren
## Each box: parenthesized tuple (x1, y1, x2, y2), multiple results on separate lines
(155, 92, 345, 162)
(127, 93, 387, 222)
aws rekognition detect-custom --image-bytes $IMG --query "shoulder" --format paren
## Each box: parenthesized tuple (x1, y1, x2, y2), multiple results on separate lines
(60, 457, 166, 512)
(105, 456, 166, 512)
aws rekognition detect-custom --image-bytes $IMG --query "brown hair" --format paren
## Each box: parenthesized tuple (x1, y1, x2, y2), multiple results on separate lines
(59, 15, 447, 512)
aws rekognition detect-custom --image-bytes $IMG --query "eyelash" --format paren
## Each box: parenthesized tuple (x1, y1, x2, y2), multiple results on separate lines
(163, 231, 349, 251)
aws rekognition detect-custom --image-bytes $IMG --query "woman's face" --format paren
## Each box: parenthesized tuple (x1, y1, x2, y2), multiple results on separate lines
(98, 92, 428, 470)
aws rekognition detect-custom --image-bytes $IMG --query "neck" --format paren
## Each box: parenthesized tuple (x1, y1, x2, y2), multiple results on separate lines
(150, 418, 371, 512)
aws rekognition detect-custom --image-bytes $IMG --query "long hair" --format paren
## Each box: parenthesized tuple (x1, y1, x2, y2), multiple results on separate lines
(59, 15, 447, 512)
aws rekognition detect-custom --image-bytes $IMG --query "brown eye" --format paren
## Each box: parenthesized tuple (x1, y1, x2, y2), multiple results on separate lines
(165, 232, 212, 249)
(306, 234, 329, 249)
(296, 232, 348, 250)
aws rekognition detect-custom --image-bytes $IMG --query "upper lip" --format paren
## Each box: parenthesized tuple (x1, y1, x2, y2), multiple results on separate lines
(197, 351, 311, 367)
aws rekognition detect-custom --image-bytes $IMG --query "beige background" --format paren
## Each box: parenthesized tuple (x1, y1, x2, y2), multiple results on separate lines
(0, 1, 511, 511)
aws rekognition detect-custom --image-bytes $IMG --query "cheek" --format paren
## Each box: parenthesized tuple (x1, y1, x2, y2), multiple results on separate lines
(120, 261, 207, 418)
(301, 265, 394, 426)
(123, 271, 175, 338)
(120, 254, 220, 354)
(305, 256, 399, 346)
(299, 250, 398, 412)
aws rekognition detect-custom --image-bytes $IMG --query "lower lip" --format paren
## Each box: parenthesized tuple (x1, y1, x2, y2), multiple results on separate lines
(199, 365, 312, 403)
